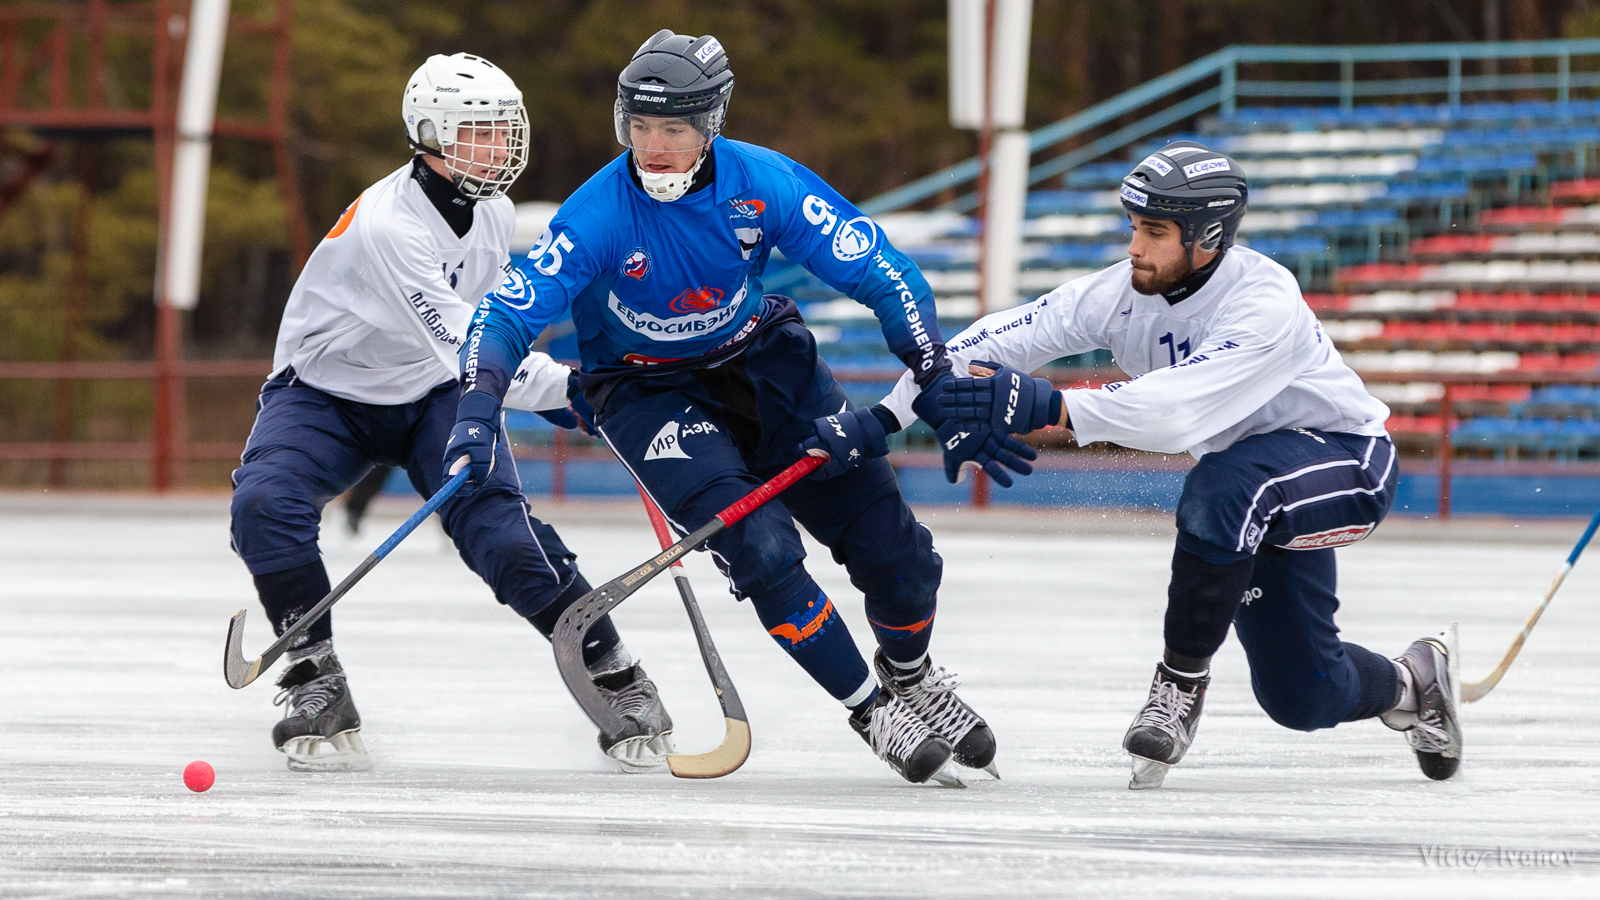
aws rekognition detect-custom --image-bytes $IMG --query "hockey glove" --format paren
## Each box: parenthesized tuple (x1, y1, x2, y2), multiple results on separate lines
(444, 390, 500, 495)
(800, 407, 892, 479)
(939, 361, 1061, 435)
(567, 371, 597, 436)
(935, 419, 1037, 488)
(536, 407, 580, 430)
(910, 369, 953, 429)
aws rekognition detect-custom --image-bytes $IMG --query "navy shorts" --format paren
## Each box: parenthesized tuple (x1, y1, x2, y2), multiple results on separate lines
(1177, 428, 1398, 564)
(1175, 428, 1401, 730)
(229, 371, 575, 618)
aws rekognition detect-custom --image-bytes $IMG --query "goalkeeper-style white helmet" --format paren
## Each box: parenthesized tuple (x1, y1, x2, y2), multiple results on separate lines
(402, 53, 529, 200)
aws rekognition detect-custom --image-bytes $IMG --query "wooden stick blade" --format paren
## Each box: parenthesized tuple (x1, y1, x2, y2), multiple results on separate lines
(223, 609, 263, 689)
(667, 717, 751, 778)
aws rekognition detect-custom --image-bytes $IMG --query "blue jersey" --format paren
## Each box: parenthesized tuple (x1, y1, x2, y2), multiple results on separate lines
(462, 138, 946, 399)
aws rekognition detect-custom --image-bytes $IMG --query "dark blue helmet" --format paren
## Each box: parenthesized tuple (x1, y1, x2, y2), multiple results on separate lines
(1119, 141, 1248, 253)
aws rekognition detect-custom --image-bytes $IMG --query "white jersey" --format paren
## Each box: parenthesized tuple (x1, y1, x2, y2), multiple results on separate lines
(884, 246, 1389, 458)
(271, 163, 570, 411)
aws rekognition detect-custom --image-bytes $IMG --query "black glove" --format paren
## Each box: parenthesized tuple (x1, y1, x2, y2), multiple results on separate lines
(934, 419, 1037, 488)
(444, 391, 500, 495)
(939, 360, 1061, 435)
(799, 407, 891, 479)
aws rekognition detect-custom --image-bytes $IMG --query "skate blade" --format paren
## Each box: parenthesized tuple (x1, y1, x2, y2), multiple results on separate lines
(982, 762, 1001, 780)
(1128, 756, 1169, 790)
(608, 732, 675, 774)
(282, 730, 372, 773)
(929, 762, 967, 789)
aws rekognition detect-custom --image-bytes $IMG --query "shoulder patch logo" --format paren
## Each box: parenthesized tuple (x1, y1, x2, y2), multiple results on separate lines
(622, 248, 650, 280)
(494, 267, 534, 311)
(326, 194, 363, 239)
(832, 216, 877, 262)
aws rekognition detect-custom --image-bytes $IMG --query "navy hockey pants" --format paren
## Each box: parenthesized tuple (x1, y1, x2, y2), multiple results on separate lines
(1172, 428, 1400, 731)
(230, 371, 576, 626)
(595, 318, 942, 700)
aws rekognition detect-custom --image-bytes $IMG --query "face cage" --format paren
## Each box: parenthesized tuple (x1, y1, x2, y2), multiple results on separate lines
(613, 98, 724, 154)
(437, 107, 531, 200)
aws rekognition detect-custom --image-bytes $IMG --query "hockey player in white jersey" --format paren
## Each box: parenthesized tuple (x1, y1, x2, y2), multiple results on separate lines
(229, 54, 672, 773)
(878, 141, 1461, 788)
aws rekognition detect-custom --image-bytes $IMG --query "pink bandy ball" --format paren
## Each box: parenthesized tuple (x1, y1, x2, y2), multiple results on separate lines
(183, 760, 215, 793)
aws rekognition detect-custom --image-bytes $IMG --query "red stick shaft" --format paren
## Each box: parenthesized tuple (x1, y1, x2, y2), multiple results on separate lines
(714, 454, 827, 528)
(636, 483, 683, 564)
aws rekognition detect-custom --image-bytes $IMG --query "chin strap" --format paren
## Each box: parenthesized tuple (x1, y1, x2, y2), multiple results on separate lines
(635, 149, 708, 202)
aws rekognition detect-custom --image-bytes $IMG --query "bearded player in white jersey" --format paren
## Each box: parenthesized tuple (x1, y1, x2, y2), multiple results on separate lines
(876, 141, 1462, 789)
(229, 54, 672, 773)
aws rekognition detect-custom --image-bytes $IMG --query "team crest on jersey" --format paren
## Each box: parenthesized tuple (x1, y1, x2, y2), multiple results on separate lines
(494, 267, 534, 310)
(670, 286, 725, 313)
(622, 249, 650, 281)
(832, 216, 877, 262)
(728, 197, 765, 219)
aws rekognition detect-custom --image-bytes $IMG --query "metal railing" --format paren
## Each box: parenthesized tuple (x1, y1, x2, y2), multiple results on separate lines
(859, 38, 1600, 218)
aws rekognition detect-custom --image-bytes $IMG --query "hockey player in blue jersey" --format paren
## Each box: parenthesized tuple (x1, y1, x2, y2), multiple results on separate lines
(901, 142, 1463, 789)
(447, 30, 1032, 785)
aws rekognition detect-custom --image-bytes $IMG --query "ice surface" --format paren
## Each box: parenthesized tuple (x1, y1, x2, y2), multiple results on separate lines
(1, 496, 1597, 898)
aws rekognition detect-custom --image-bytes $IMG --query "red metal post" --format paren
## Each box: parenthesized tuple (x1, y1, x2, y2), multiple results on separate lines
(1438, 383, 1453, 520)
(87, 0, 107, 109)
(551, 428, 568, 502)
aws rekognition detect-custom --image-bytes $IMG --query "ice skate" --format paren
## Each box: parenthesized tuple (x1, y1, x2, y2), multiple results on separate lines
(849, 688, 963, 787)
(272, 648, 371, 772)
(592, 662, 675, 773)
(1380, 624, 1462, 781)
(874, 651, 998, 778)
(1122, 662, 1209, 790)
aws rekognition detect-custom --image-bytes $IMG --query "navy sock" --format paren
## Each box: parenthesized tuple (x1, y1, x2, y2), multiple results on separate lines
(1165, 546, 1256, 660)
(867, 600, 937, 670)
(751, 576, 874, 708)
(254, 560, 333, 649)
(525, 571, 623, 670)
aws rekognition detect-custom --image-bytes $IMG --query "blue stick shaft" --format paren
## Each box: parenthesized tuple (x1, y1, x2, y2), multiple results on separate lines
(374, 469, 470, 559)
(1566, 507, 1600, 566)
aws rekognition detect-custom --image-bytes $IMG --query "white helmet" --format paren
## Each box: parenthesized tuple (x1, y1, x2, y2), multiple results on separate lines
(402, 53, 529, 200)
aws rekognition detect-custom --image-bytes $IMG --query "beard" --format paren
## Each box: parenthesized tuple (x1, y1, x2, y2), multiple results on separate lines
(1129, 253, 1193, 295)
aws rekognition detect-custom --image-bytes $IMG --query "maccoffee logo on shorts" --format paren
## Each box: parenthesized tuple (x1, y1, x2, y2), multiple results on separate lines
(1283, 523, 1376, 550)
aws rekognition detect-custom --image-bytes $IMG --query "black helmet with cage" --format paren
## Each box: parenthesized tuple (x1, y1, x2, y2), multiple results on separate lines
(1118, 141, 1248, 254)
